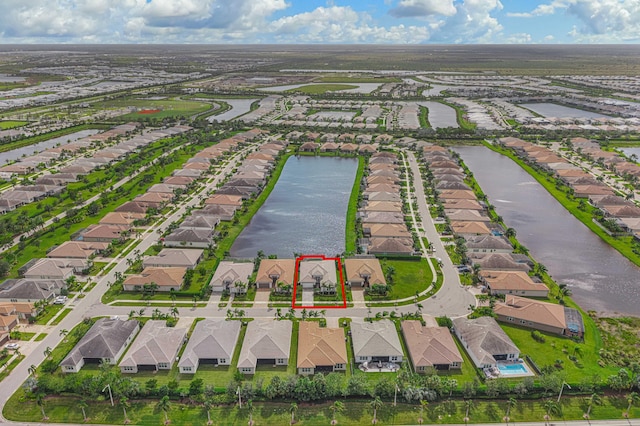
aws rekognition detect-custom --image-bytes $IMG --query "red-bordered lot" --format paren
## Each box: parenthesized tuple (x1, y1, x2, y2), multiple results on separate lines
(292, 254, 347, 309)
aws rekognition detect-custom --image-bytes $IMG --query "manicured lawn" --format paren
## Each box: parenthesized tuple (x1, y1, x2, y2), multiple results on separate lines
(104, 98, 212, 121)
(372, 258, 433, 301)
(33, 304, 64, 325)
(50, 308, 72, 325)
(285, 84, 359, 94)
(345, 156, 365, 254)
(0, 120, 27, 129)
(500, 323, 617, 383)
(34, 333, 47, 341)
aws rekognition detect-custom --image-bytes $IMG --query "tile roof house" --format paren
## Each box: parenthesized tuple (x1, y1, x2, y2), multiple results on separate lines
(237, 319, 292, 374)
(351, 319, 404, 364)
(451, 221, 492, 236)
(465, 235, 513, 254)
(494, 295, 584, 337)
(368, 237, 414, 255)
(163, 228, 214, 249)
(142, 249, 204, 270)
(205, 194, 243, 207)
(199, 204, 238, 221)
(453, 317, 519, 369)
(480, 270, 549, 298)
(469, 253, 531, 272)
(61, 318, 140, 373)
(22, 258, 89, 280)
(401, 321, 463, 372)
(122, 267, 186, 292)
(0, 279, 66, 303)
(81, 224, 128, 243)
(119, 320, 187, 373)
(178, 319, 241, 373)
(99, 212, 145, 226)
(47, 241, 109, 259)
(210, 261, 255, 293)
(344, 258, 386, 287)
(298, 259, 337, 291)
(297, 321, 347, 375)
(364, 223, 412, 239)
(0, 302, 38, 321)
(0, 314, 18, 333)
(255, 259, 296, 289)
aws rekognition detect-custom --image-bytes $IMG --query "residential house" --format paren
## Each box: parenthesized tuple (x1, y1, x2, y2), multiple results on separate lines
(178, 319, 241, 373)
(60, 318, 140, 373)
(344, 258, 386, 287)
(210, 261, 254, 294)
(199, 204, 237, 221)
(298, 259, 337, 293)
(81, 224, 128, 243)
(205, 194, 243, 207)
(237, 319, 292, 374)
(22, 258, 89, 280)
(350, 319, 404, 364)
(451, 221, 492, 236)
(47, 241, 109, 259)
(0, 302, 38, 322)
(142, 249, 204, 270)
(469, 253, 531, 272)
(401, 321, 463, 372)
(122, 267, 186, 292)
(494, 296, 584, 337)
(0, 315, 18, 333)
(119, 320, 187, 373)
(163, 228, 214, 249)
(480, 270, 549, 298)
(364, 223, 411, 239)
(465, 235, 513, 254)
(255, 259, 296, 289)
(368, 237, 414, 255)
(297, 321, 347, 375)
(99, 212, 145, 226)
(0, 279, 66, 303)
(452, 317, 520, 369)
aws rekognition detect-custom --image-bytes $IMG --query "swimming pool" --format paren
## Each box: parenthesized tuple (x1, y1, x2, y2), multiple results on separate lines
(497, 363, 529, 376)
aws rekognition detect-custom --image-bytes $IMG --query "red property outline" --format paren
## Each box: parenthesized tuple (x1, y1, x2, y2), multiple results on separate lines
(292, 254, 347, 309)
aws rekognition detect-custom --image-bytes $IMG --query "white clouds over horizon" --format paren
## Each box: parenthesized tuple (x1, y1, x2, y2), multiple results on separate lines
(0, 0, 639, 44)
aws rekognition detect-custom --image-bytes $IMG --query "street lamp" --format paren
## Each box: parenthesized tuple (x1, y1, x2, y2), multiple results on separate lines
(557, 381, 571, 403)
(102, 384, 114, 407)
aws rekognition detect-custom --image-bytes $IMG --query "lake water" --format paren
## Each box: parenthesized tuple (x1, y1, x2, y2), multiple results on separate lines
(207, 99, 258, 122)
(455, 145, 640, 316)
(230, 156, 358, 258)
(520, 103, 610, 119)
(257, 83, 381, 94)
(417, 101, 459, 128)
(619, 147, 640, 159)
(0, 129, 100, 165)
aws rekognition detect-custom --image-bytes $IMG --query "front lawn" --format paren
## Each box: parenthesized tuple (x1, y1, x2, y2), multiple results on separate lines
(366, 258, 433, 301)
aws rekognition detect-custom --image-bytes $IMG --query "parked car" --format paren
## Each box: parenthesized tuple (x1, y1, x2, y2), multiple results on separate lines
(53, 295, 68, 305)
(5, 343, 19, 350)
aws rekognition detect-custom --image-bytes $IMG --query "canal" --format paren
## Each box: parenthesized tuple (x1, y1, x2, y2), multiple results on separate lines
(455, 145, 640, 316)
(229, 155, 358, 259)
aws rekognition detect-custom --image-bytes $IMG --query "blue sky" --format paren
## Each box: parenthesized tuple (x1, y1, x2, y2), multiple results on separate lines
(1, 0, 639, 44)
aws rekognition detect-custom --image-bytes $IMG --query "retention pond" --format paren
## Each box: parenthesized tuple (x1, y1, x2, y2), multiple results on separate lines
(455, 145, 640, 316)
(230, 156, 358, 258)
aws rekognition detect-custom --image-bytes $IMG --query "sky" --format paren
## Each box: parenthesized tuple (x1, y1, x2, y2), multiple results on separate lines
(1, 0, 640, 44)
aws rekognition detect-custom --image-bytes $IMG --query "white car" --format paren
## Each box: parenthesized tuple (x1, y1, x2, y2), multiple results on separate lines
(53, 296, 68, 305)
(5, 343, 19, 350)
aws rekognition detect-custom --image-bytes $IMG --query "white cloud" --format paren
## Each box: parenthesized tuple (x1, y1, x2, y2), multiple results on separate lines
(506, 1, 568, 18)
(388, 0, 456, 18)
(505, 33, 532, 44)
(430, 0, 504, 43)
(270, 6, 430, 43)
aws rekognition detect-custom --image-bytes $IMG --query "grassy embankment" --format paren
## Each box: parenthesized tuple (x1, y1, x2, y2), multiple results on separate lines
(437, 100, 476, 131)
(285, 84, 359, 95)
(0, 120, 28, 129)
(344, 156, 365, 255)
(0, 124, 106, 154)
(419, 106, 431, 128)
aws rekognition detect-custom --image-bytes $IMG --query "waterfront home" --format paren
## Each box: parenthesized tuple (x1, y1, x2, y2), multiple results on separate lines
(238, 319, 292, 374)
(344, 258, 386, 287)
(494, 295, 584, 337)
(480, 270, 549, 297)
(453, 317, 520, 369)
(446, 210, 491, 223)
(438, 190, 477, 201)
(47, 241, 109, 259)
(469, 253, 531, 272)
(255, 259, 296, 290)
(464, 235, 513, 254)
(163, 228, 214, 248)
(142, 248, 204, 270)
(299, 142, 319, 152)
(199, 204, 238, 221)
(0, 279, 66, 303)
(210, 261, 255, 294)
(362, 201, 404, 213)
(298, 259, 337, 293)
(364, 223, 412, 239)
(351, 319, 403, 364)
(364, 191, 402, 203)
(205, 194, 243, 207)
(401, 321, 463, 373)
(60, 318, 140, 373)
(122, 267, 186, 292)
(450, 221, 492, 236)
(320, 142, 339, 152)
(119, 320, 187, 373)
(180, 215, 220, 230)
(297, 321, 347, 375)
(178, 319, 241, 373)
(366, 175, 401, 186)
(368, 237, 414, 255)
(340, 143, 358, 153)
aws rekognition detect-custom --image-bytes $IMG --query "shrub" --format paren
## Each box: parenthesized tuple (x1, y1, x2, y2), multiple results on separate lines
(531, 330, 546, 343)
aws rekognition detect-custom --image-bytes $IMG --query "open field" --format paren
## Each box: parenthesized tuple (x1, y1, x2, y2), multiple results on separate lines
(99, 98, 211, 121)
(0, 120, 27, 129)
(285, 84, 359, 94)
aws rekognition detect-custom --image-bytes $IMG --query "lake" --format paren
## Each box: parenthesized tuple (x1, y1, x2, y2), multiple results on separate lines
(455, 145, 640, 316)
(0, 129, 100, 165)
(230, 156, 358, 258)
(417, 101, 459, 128)
(520, 103, 610, 119)
(207, 99, 258, 122)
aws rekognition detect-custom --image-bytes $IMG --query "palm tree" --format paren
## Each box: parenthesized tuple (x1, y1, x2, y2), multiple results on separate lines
(558, 285, 572, 303)
(79, 399, 89, 422)
(36, 392, 48, 420)
(203, 397, 214, 425)
(504, 397, 517, 423)
(128, 310, 136, 320)
(463, 399, 474, 425)
(418, 400, 428, 424)
(28, 364, 37, 377)
(584, 393, 602, 419)
(170, 307, 179, 319)
(59, 329, 69, 342)
(247, 399, 255, 426)
(120, 396, 130, 424)
(43, 346, 52, 359)
(330, 400, 345, 425)
(157, 395, 171, 424)
(624, 392, 640, 418)
(543, 400, 560, 425)
(290, 402, 298, 425)
(370, 396, 383, 424)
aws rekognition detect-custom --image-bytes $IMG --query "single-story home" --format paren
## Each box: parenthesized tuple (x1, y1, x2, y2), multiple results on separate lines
(60, 318, 140, 373)
(0, 279, 66, 303)
(119, 320, 187, 373)
(81, 224, 128, 243)
(350, 319, 403, 364)
(22, 258, 89, 280)
(237, 319, 292, 374)
(298, 259, 337, 292)
(0, 302, 38, 322)
(178, 319, 241, 373)
(142, 248, 204, 270)
(465, 235, 513, 254)
(344, 258, 386, 287)
(298, 321, 347, 375)
(47, 241, 109, 259)
(368, 237, 414, 255)
(163, 228, 214, 249)
(480, 270, 549, 298)
(122, 267, 186, 292)
(453, 317, 519, 369)
(255, 259, 296, 289)
(210, 261, 255, 293)
(401, 321, 463, 372)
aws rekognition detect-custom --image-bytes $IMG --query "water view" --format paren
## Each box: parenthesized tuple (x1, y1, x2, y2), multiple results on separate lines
(520, 102, 610, 119)
(230, 156, 358, 258)
(0, 129, 100, 165)
(455, 145, 640, 316)
(417, 101, 459, 128)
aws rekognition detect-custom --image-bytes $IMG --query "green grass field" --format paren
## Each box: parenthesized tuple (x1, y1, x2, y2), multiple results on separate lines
(0, 120, 27, 129)
(100, 98, 211, 121)
(345, 156, 365, 254)
(367, 258, 433, 301)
